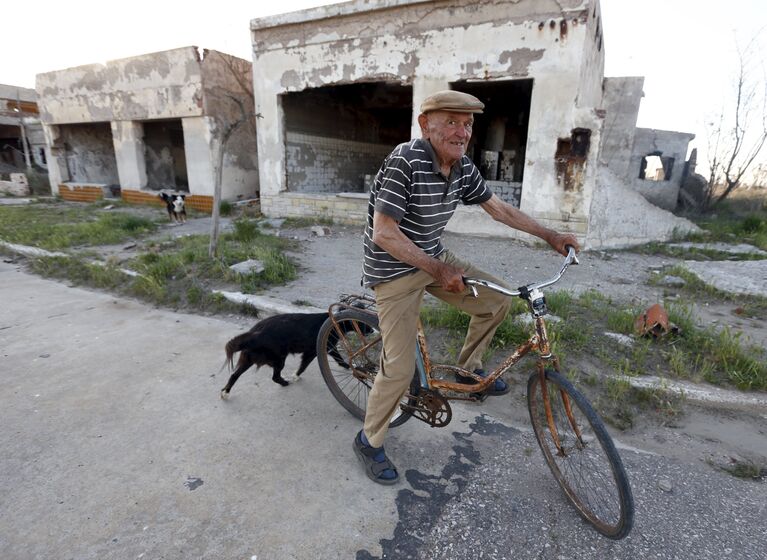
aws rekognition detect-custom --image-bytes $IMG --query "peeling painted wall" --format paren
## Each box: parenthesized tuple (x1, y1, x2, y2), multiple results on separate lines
(286, 131, 392, 192)
(35, 48, 259, 201)
(599, 76, 644, 179)
(60, 123, 119, 185)
(252, 0, 605, 233)
(200, 50, 259, 200)
(36, 48, 205, 124)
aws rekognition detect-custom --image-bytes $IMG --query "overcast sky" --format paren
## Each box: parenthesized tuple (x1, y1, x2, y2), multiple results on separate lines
(2, 0, 765, 160)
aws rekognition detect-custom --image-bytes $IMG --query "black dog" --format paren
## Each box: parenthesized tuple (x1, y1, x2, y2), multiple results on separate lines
(159, 192, 187, 224)
(220, 312, 345, 399)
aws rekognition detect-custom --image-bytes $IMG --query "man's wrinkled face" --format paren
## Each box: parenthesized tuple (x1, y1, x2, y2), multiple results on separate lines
(419, 111, 474, 167)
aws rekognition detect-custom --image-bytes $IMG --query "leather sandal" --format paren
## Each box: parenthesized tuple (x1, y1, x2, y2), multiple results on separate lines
(353, 431, 399, 485)
(455, 368, 510, 396)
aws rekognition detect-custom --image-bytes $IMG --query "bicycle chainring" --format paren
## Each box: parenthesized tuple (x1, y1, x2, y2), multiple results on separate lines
(401, 389, 452, 428)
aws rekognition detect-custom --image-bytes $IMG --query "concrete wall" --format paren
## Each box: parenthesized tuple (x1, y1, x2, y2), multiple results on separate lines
(286, 132, 392, 193)
(599, 77, 643, 178)
(60, 123, 119, 185)
(251, 0, 605, 237)
(585, 166, 698, 248)
(200, 50, 259, 200)
(627, 127, 694, 210)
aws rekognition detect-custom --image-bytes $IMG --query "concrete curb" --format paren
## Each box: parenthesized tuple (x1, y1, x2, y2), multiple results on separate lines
(620, 374, 767, 413)
(213, 289, 326, 315)
(1, 240, 67, 258)
(1, 240, 143, 278)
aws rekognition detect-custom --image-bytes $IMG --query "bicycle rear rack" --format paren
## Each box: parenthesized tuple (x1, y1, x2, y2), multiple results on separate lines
(327, 293, 378, 319)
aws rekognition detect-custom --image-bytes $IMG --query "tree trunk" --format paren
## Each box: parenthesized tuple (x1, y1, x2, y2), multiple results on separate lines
(208, 138, 225, 258)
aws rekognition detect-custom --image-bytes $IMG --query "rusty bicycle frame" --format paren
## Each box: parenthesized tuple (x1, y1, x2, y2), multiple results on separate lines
(326, 247, 582, 453)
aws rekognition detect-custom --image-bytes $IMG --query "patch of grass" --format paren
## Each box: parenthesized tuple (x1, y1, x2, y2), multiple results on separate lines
(219, 200, 234, 217)
(282, 216, 334, 228)
(632, 242, 765, 261)
(0, 202, 158, 250)
(30, 255, 125, 289)
(22, 216, 294, 318)
(726, 461, 767, 481)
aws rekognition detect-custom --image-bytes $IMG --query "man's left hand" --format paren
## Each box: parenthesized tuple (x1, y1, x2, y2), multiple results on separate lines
(547, 232, 580, 256)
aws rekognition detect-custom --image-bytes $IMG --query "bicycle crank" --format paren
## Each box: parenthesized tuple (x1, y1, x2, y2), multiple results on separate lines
(401, 389, 452, 427)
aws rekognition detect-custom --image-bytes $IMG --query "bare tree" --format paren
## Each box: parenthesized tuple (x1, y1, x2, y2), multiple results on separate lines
(204, 52, 260, 258)
(704, 31, 767, 209)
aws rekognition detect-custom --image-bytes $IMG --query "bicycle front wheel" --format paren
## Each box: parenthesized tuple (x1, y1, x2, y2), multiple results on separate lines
(527, 369, 634, 539)
(316, 309, 412, 428)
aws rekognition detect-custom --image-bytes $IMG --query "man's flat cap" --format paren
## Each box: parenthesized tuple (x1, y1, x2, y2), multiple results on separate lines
(420, 90, 484, 114)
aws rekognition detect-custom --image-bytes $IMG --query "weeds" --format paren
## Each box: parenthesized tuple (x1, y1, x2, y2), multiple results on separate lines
(726, 461, 767, 481)
(422, 285, 766, 431)
(0, 203, 158, 250)
(20, 215, 294, 318)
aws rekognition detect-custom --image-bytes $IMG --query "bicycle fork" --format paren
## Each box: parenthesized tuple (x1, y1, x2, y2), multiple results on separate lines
(535, 318, 584, 456)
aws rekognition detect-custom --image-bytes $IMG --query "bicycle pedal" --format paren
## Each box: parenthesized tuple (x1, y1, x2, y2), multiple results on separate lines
(471, 391, 488, 402)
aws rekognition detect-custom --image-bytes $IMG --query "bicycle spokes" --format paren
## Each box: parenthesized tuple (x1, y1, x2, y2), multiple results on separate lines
(527, 369, 634, 539)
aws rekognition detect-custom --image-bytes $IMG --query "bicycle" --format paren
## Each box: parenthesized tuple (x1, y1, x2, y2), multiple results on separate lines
(315, 248, 634, 540)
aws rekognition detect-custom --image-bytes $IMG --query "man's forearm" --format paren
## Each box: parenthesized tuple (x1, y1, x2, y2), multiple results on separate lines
(373, 218, 443, 276)
(481, 196, 555, 243)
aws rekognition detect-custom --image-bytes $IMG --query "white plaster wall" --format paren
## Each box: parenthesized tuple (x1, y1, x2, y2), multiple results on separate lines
(182, 117, 216, 197)
(36, 47, 205, 125)
(221, 152, 260, 200)
(599, 76, 644, 179)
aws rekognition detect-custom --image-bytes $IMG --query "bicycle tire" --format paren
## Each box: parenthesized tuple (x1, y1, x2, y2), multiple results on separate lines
(527, 369, 634, 539)
(316, 309, 412, 428)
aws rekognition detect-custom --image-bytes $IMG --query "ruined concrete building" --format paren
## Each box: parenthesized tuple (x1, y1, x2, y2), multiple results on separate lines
(36, 47, 258, 209)
(1, 84, 47, 173)
(250, 0, 696, 247)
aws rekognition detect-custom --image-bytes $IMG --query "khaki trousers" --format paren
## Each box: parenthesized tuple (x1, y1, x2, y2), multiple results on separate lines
(363, 250, 512, 447)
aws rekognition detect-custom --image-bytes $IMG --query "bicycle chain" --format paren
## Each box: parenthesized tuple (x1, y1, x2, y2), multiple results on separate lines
(401, 389, 452, 428)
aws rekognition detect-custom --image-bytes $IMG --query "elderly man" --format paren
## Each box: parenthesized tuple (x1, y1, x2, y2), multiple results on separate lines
(354, 90, 579, 484)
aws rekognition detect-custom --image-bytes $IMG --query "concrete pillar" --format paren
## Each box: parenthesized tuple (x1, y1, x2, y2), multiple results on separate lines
(254, 92, 286, 199)
(111, 121, 147, 190)
(42, 124, 68, 195)
(181, 116, 217, 196)
(411, 77, 450, 139)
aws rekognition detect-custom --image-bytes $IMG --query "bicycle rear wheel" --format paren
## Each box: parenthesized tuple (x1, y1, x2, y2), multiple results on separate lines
(316, 309, 412, 428)
(527, 369, 634, 539)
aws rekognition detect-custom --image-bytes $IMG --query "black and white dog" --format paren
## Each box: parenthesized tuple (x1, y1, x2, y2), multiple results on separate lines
(159, 192, 187, 224)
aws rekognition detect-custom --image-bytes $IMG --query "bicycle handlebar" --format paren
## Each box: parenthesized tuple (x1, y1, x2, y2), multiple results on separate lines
(464, 246, 579, 298)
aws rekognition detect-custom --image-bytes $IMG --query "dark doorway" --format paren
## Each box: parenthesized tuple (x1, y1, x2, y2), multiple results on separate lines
(282, 82, 413, 193)
(450, 79, 533, 207)
(143, 119, 189, 191)
(60, 123, 119, 184)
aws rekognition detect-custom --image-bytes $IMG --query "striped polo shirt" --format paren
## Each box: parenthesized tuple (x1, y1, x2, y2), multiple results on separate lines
(362, 138, 492, 288)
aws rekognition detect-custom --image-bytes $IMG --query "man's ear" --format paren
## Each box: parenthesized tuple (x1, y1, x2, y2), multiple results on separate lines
(417, 113, 430, 137)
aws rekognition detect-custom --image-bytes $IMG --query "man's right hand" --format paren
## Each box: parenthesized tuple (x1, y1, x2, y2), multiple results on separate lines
(432, 261, 465, 293)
